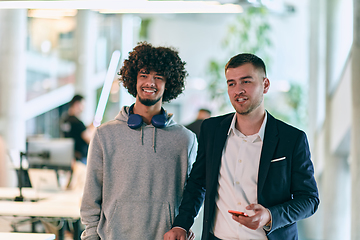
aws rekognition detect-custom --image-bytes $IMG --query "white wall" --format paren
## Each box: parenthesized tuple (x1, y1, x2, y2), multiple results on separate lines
(328, 0, 353, 93)
(268, 1, 309, 84)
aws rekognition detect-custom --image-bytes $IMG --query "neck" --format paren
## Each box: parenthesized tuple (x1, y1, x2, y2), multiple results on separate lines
(133, 100, 162, 125)
(235, 107, 265, 136)
(68, 107, 77, 117)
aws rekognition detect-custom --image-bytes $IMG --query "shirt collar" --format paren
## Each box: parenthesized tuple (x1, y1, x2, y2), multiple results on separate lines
(227, 112, 268, 143)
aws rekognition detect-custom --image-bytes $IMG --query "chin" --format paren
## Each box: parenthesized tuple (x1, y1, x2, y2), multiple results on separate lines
(139, 96, 161, 106)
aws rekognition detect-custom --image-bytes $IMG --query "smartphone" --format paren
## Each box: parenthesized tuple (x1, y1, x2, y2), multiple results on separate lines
(228, 210, 248, 217)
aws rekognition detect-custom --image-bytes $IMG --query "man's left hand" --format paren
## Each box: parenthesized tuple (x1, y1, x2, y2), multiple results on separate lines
(231, 204, 271, 230)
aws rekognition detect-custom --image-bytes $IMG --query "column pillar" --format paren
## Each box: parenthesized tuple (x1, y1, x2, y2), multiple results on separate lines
(0, 9, 27, 186)
(302, 1, 323, 238)
(351, 1, 360, 239)
(0, 9, 27, 150)
(75, 10, 97, 125)
(322, 0, 350, 239)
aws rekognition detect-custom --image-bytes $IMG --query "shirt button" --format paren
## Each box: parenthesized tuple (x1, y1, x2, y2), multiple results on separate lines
(237, 202, 241, 205)
(243, 139, 247, 142)
(236, 181, 240, 184)
(238, 159, 242, 163)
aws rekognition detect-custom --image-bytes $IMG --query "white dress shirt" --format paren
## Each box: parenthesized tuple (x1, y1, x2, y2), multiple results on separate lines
(212, 113, 268, 240)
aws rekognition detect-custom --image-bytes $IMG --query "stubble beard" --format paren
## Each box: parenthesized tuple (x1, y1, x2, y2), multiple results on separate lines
(235, 96, 263, 116)
(138, 95, 162, 106)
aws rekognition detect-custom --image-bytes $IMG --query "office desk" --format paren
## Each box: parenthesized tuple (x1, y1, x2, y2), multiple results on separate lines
(0, 232, 55, 240)
(0, 188, 82, 240)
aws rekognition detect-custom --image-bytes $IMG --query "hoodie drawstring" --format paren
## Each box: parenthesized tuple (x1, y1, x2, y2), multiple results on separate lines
(139, 125, 156, 153)
(152, 127, 156, 153)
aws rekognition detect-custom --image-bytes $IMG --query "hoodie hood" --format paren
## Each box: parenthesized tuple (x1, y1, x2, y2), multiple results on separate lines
(114, 106, 176, 152)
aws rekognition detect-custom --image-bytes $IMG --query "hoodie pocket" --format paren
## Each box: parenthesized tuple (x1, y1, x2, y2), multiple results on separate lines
(105, 200, 173, 239)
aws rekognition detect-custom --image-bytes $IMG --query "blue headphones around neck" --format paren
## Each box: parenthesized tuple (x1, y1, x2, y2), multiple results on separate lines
(127, 104, 167, 129)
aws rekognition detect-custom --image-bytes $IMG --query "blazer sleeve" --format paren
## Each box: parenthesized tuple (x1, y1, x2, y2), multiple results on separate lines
(172, 120, 208, 231)
(267, 131, 319, 234)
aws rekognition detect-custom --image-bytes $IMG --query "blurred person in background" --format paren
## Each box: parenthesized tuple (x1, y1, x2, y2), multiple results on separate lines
(186, 108, 211, 140)
(165, 53, 319, 240)
(80, 42, 197, 240)
(61, 94, 95, 165)
(58, 95, 95, 239)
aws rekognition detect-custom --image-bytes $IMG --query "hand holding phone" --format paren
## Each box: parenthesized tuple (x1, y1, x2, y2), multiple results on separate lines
(228, 210, 248, 217)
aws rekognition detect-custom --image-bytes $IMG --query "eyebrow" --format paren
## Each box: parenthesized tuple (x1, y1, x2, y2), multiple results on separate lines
(227, 75, 253, 82)
(239, 75, 253, 80)
(139, 69, 164, 77)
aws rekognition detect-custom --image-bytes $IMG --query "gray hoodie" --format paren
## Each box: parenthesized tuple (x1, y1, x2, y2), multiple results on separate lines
(80, 106, 197, 240)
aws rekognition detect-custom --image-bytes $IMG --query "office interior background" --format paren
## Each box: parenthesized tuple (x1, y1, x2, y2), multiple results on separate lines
(0, 0, 359, 239)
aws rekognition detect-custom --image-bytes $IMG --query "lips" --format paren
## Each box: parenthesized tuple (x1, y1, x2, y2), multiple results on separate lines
(236, 96, 248, 103)
(142, 87, 157, 93)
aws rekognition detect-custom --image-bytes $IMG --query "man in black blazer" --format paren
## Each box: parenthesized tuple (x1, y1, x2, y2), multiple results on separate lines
(164, 53, 319, 240)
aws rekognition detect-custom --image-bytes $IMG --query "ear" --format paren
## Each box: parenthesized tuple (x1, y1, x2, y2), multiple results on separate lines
(263, 77, 270, 94)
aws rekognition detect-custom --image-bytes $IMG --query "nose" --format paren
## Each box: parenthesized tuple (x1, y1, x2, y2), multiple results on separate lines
(235, 87, 245, 95)
(149, 78, 155, 87)
(145, 75, 156, 87)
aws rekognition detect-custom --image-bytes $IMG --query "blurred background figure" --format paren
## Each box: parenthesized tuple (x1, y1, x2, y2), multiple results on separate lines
(58, 95, 94, 239)
(185, 108, 211, 139)
(60, 94, 95, 165)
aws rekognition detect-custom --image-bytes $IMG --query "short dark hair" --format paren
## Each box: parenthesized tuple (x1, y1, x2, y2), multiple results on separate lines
(225, 53, 267, 77)
(118, 42, 188, 102)
(69, 94, 84, 106)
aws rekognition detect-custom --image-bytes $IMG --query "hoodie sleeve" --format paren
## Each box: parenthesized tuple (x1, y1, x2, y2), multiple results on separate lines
(187, 132, 198, 176)
(80, 130, 103, 240)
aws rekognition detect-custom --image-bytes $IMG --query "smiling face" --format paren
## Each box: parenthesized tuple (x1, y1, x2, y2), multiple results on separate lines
(226, 63, 269, 116)
(136, 68, 166, 107)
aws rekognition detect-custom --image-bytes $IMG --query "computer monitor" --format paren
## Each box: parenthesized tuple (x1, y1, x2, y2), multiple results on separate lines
(26, 138, 74, 171)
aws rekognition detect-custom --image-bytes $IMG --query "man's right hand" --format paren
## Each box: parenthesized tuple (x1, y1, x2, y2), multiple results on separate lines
(164, 227, 190, 240)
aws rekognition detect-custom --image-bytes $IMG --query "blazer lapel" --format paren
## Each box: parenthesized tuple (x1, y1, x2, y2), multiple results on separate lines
(210, 114, 233, 189)
(258, 113, 279, 195)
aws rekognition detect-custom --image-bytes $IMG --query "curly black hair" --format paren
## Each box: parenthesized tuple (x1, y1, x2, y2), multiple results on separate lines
(118, 42, 188, 102)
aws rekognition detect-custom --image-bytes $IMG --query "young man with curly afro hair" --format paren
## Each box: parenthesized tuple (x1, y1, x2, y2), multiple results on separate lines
(80, 42, 197, 240)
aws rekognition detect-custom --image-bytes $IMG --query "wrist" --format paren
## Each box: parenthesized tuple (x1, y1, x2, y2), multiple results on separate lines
(172, 226, 187, 233)
(263, 208, 272, 231)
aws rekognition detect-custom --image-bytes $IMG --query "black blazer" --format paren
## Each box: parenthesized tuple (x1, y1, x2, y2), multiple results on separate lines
(173, 112, 319, 240)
